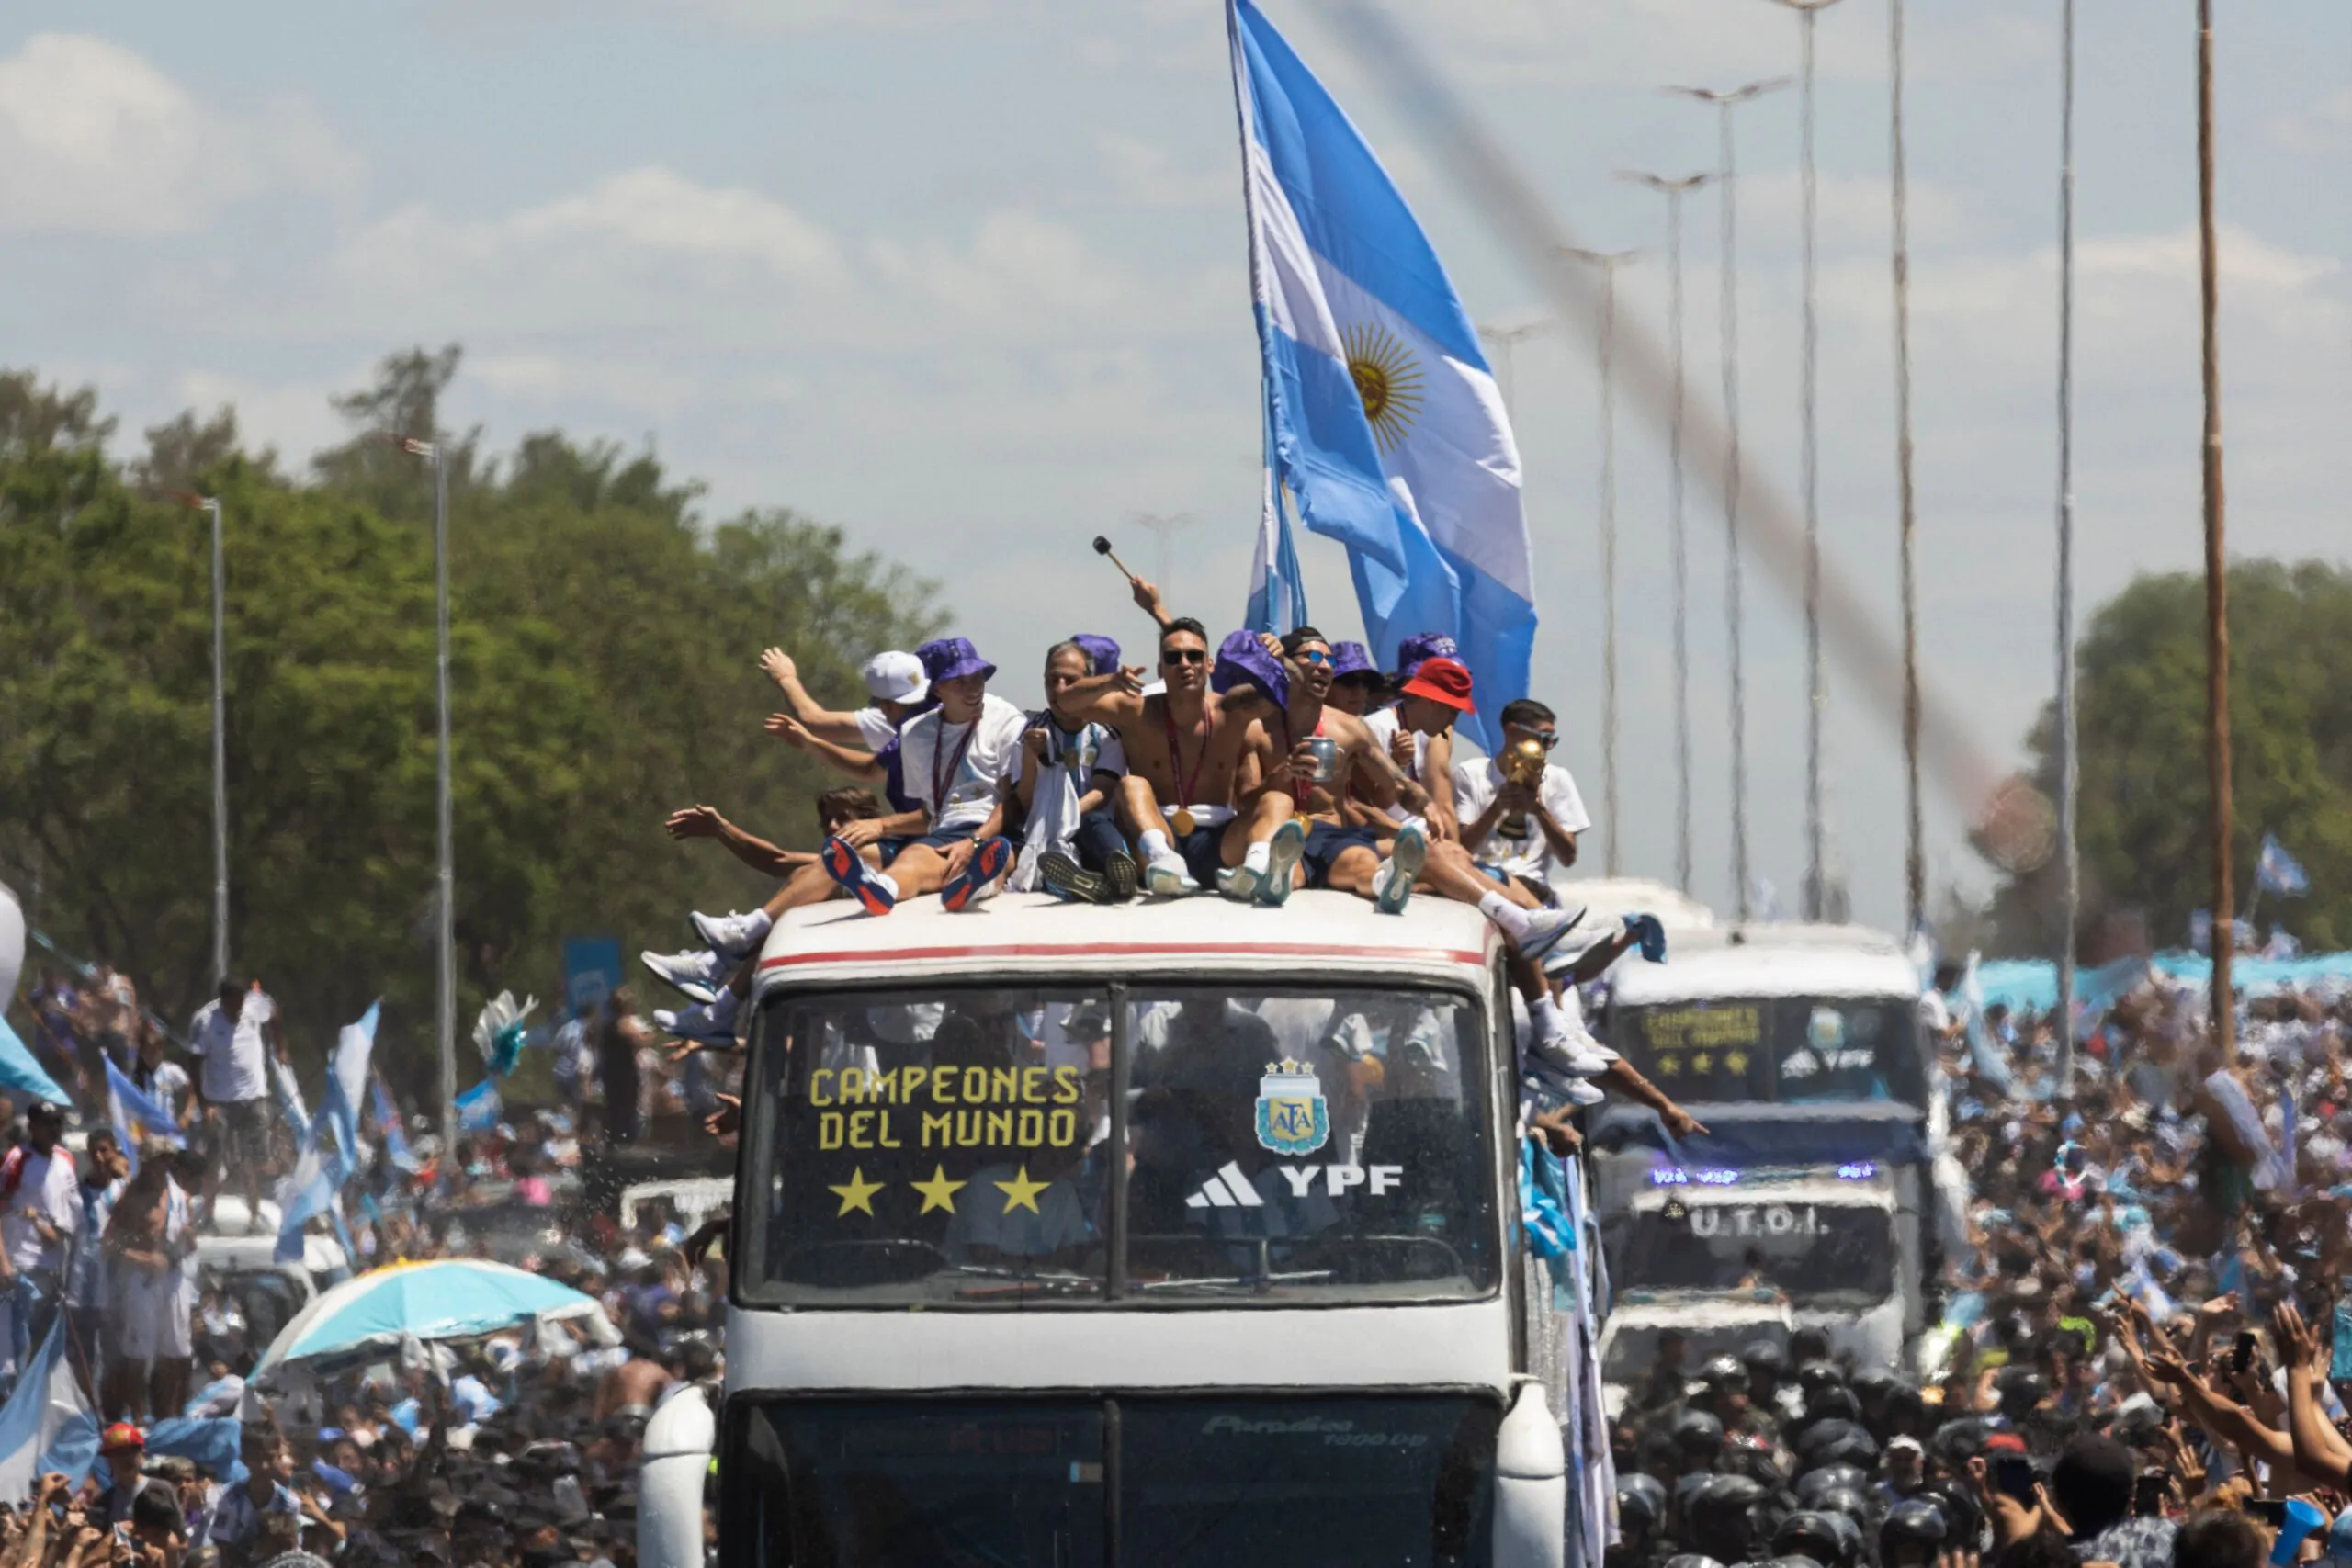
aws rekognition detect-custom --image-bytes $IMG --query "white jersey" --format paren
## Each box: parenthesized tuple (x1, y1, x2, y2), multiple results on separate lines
(899, 695, 1029, 833)
(1453, 756, 1591, 884)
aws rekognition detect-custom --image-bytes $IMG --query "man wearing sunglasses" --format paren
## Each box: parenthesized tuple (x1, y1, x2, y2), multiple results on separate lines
(1059, 617, 1301, 898)
(1453, 697, 1590, 899)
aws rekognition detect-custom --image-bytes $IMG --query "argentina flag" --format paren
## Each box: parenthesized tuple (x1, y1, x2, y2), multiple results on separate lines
(1228, 0, 1533, 749)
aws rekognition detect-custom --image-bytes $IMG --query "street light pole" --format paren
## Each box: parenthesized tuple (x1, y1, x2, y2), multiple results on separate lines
(401, 434, 458, 1141)
(2053, 0, 2081, 1085)
(1623, 169, 1714, 894)
(1564, 249, 1638, 878)
(1889, 0, 1926, 941)
(1476, 319, 1550, 412)
(1669, 78, 1788, 924)
(1132, 512, 1194, 599)
(207, 497, 229, 986)
(2196, 0, 2235, 1058)
(1770, 0, 1849, 920)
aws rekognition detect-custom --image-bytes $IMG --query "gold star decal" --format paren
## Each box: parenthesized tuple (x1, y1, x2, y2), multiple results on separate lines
(1657, 1055, 1682, 1077)
(1725, 1050, 1750, 1075)
(828, 1168, 883, 1217)
(994, 1166, 1050, 1215)
(1691, 1052, 1713, 1074)
(910, 1166, 966, 1215)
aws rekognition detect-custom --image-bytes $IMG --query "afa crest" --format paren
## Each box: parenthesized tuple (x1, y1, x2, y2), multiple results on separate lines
(1254, 1060, 1330, 1157)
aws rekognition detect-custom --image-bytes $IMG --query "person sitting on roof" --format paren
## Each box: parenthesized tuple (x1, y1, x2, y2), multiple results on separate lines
(1015, 636, 1138, 903)
(1355, 633, 1463, 841)
(819, 637, 1022, 919)
(758, 646, 932, 754)
(1453, 695, 1589, 903)
(1055, 616, 1302, 903)
(640, 788, 887, 1036)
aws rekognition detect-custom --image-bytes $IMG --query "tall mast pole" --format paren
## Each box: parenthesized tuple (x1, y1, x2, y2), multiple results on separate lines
(2196, 0, 2234, 1058)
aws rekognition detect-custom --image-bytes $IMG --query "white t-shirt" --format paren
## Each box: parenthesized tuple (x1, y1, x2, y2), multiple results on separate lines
(1361, 708, 1429, 826)
(188, 993, 276, 1104)
(1453, 757, 1592, 883)
(140, 1060, 193, 1125)
(853, 706, 899, 752)
(3, 1147, 79, 1273)
(899, 694, 1028, 834)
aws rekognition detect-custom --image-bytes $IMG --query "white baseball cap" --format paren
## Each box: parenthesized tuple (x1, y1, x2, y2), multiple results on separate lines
(862, 650, 929, 704)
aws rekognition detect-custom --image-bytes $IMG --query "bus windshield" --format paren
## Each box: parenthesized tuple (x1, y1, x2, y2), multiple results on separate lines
(1611, 1200, 1894, 1306)
(740, 984, 1498, 1306)
(1609, 994, 1926, 1106)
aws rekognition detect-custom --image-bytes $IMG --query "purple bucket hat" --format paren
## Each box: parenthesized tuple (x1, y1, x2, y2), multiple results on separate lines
(1329, 640, 1379, 684)
(1067, 633, 1122, 678)
(1208, 628, 1288, 710)
(917, 636, 995, 685)
(1393, 632, 1461, 683)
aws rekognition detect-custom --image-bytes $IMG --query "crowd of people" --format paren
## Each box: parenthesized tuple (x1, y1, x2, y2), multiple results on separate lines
(2, 952, 729, 1567)
(1606, 966, 2352, 1568)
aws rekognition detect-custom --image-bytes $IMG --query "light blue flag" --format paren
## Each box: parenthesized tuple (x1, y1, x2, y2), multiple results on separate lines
(2258, 834, 2311, 897)
(276, 1003, 377, 1266)
(1227, 0, 1534, 750)
(104, 1056, 185, 1178)
(269, 1052, 310, 1143)
(0, 1320, 97, 1499)
(1244, 403, 1310, 634)
(370, 1073, 417, 1174)
(0, 1017, 70, 1113)
(455, 1077, 503, 1134)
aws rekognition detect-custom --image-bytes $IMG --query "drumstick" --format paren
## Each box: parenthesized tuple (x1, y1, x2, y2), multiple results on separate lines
(1091, 535, 1143, 583)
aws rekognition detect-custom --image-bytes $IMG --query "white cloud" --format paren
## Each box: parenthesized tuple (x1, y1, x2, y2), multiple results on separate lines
(2268, 87, 2352, 155)
(0, 33, 358, 236)
(1097, 134, 1232, 209)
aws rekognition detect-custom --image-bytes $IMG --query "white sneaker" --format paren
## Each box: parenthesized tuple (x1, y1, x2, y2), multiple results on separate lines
(656, 993, 739, 1044)
(1532, 1034, 1614, 1079)
(690, 908, 768, 961)
(1144, 854, 1198, 897)
(1374, 823, 1426, 915)
(1515, 904, 1588, 963)
(1562, 1077, 1606, 1107)
(1217, 866, 1262, 902)
(641, 947, 729, 1003)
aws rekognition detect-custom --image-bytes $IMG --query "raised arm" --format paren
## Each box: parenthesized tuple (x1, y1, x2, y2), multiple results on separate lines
(766, 713, 888, 784)
(759, 649, 876, 749)
(1129, 577, 1175, 631)
(1059, 668, 1147, 726)
(2275, 1302, 2352, 1485)
(663, 807, 814, 878)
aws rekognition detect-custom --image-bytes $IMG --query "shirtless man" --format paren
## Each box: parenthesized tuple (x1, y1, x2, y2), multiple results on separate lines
(1062, 617, 1304, 901)
(1221, 629, 1581, 959)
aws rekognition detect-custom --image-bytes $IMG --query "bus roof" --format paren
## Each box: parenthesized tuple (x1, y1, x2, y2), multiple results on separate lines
(750, 889, 1500, 995)
(1609, 935, 1921, 1006)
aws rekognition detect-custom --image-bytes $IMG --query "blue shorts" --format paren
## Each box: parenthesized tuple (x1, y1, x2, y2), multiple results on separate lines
(1174, 824, 1226, 888)
(903, 828, 977, 855)
(1302, 822, 1380, 889)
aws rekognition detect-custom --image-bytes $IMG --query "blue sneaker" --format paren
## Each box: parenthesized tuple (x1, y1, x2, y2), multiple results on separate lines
(822, 837, 897, 917)
(1374, 823, 1425, 915)
(1623, 912, 1668, 963)
(943, 836, 1014, 912)
(1255, 820, 1306, 908)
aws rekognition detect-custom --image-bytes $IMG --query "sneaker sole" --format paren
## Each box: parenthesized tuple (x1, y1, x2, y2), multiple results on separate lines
(944, 838, 1012, 913)
(1041, 852, 1112, 905)
(1519, 908, 1586, 963)
(640, 950, 722, 1002)
(1256, 821, 1306, 908)
(823, 839, 895, 917)
(1144, 863, 1193, 897)
(1104, 852, 1139, 903)
(1218, 867, 1262, 902)
(689, 912, 750, 960)
(1376, 829, 1425, 915)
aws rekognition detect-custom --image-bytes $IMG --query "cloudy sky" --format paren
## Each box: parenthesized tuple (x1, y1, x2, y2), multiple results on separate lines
(4, 0, 2346, 933)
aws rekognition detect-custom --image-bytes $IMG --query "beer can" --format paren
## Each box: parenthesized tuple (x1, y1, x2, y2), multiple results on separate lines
(1306, 736, 1341, 784)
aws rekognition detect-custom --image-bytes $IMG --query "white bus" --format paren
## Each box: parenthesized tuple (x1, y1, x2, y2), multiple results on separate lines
(695, 889, 1600, 1567)
(1588, 928, 1954, 1372)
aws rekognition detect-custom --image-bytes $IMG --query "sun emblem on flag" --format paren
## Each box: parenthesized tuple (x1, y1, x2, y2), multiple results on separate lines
(1341, 321, 1424, 453)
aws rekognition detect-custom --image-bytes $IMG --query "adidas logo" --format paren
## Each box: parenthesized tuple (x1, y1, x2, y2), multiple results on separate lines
(1184, 1162, 1264, 1210)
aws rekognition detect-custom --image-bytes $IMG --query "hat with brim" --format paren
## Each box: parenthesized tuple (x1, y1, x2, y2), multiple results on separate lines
(1068, 634, 1122, 678)
(1209, 630, 1287, 710)
(1329, 640, 1381, 685)
(1392, 632, 1460, 683)
(861, 650, 929, 705)
(1400, 656, 1475, 712)
(917, 637, 995, 685)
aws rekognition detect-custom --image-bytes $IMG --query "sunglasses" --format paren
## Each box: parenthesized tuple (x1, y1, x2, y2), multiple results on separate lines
(1161, 648, 1208, 666)
(1513, 729, 1560, 750)
(1294, 648, 1334, 668)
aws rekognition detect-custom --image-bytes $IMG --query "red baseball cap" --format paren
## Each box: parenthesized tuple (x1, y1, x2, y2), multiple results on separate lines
(100, 1422, 143, 1453)
(1399, 656, 1475, 712)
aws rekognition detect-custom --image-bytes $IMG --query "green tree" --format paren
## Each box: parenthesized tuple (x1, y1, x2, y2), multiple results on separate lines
(1989, 559, 2352, 956)
(1, 352, 941, 1108)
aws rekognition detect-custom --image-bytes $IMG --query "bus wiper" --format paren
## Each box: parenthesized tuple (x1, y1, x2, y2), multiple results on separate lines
(948, 1265, 1102, 1300)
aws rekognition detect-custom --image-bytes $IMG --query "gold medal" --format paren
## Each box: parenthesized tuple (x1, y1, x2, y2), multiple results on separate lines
(1171, 808, 1196, 837)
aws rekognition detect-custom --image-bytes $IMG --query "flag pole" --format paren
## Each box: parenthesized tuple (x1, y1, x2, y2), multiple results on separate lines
(2054, 0, 2080, 1090)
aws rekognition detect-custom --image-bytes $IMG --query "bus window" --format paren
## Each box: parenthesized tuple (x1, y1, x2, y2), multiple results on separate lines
(1125, 988, 1497, 1302)
(1611, 995, 1926, 1106)
(745, 988, 1113, 1305)
(1610, 1201, 1894, 1306)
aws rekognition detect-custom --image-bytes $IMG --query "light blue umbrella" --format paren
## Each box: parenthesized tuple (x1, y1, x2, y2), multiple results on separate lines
(254, 1258, 605, 1381)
